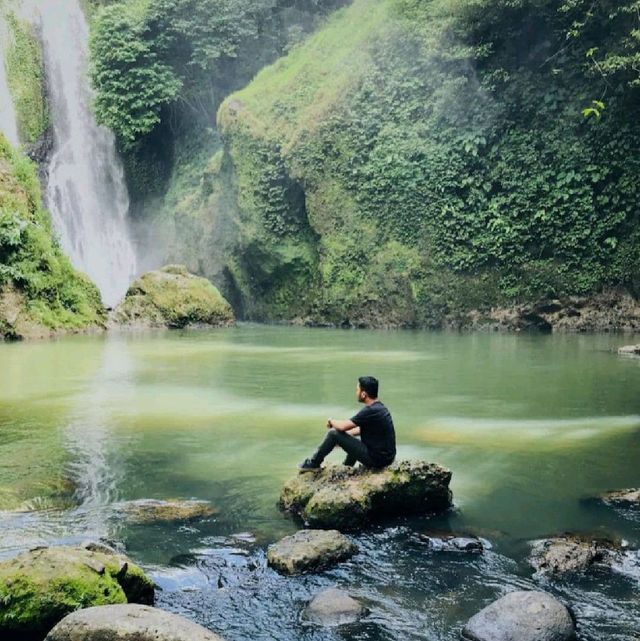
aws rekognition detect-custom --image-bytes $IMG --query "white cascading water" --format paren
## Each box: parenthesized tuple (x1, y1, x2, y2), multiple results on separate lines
(28, 0, 137, 307)
(0, 11, 21, 146)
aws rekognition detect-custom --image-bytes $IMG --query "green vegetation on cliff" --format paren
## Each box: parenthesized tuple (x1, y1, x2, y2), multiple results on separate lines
(0, 135, 105, 339)
(87, 0, 640, 327)
(89, 0, 345, 144)
(87, 0, 346, 308)
(4, 9, 49, 145)
(217, 0, 640, 326)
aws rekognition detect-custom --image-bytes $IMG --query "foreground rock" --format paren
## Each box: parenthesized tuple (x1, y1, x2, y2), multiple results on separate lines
(116, 499, 217, 525)
(301, 588, 365, 626)
(600, 488, 640, 506)
(462, 591, 575, 641)
(267, 530, 357, 575)
(0, 546, 154, 639)
(280, 461, 452, 530)
(45, 604, 224, 641)
(618, 344, 640, 356)
(112, 265, 234, 329)
(529, 535, 620, 576)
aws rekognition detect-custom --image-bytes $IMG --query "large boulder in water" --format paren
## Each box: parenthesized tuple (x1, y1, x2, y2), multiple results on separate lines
(267, 529, 357, 575)
(0, 546, 154, 639)
(45, 604, 224, 641)
(112, 265, 234, 329)
(280, 461, 452, 530)
(461, 591, 575, 641)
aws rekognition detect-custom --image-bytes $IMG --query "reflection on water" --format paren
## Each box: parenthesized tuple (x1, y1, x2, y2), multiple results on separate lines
(1, 325, 640, 639)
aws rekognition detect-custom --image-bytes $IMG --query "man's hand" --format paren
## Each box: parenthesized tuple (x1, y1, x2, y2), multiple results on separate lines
(326, 418, 357, 432)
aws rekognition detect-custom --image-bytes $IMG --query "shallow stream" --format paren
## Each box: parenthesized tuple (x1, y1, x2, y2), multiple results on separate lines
(1, 326, 639, 639)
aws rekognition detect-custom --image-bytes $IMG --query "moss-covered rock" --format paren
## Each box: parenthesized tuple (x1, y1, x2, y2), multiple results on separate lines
(0, 546, 154, 640)
(267, 529, 357, 575)
(112, 265, 234, 329)
(0, 135, 106, 340)
(280, 461, 452, 530)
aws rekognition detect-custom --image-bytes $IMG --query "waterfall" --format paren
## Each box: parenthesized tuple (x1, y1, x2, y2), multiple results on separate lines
(29, 0, 137, 307)
(0, 11, 20, 146)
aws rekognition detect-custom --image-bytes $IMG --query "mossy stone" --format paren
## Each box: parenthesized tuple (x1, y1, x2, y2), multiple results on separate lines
(112, 265, 234, 329)
(280, 461, 453, 530)
(0, 546, 154, 640)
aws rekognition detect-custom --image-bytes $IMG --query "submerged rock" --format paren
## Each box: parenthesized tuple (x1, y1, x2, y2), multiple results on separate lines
(45, 604, 224, 641)
(600, 488, 640, 506)
(267, 529, 357, 575)
(280, 460, 452, 530)
(112, 265, 234, 329)
(462, 591, 575, 641)
(116, 498, 217, 525)
(529, 535, 620, 577)
(419, 533, 485, 554)
(301, 587, 365, 626)
(0, 546, 154, 639)
(618, 344, 640, 356)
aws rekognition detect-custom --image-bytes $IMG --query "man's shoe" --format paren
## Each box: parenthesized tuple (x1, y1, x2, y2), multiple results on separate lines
(298, 458, 321, 473)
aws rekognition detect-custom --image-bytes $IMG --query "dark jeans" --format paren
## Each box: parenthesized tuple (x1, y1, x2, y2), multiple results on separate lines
(310, 428, 375, 467)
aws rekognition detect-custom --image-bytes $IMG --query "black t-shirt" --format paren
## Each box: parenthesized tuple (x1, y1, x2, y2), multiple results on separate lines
(351, 400, 396, 466)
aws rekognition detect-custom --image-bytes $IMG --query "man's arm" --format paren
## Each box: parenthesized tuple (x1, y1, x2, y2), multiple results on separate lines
(327, 418, 357, 432)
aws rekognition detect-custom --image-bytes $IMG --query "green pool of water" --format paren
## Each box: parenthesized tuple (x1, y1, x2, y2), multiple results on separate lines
(1, 325, 639, 639)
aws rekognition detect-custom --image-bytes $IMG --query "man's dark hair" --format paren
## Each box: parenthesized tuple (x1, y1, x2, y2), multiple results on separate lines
(358, 376, 379, 398)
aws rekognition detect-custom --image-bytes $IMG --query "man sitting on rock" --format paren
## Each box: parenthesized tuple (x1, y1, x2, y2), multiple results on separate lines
(299, 376, 396, 472)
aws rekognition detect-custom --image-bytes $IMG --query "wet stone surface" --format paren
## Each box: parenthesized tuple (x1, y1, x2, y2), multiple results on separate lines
(146, 527, 640, 641)
(301, 587, 366, 626)
(529, 535, 622, 577)
(461, 590, 575, 641)
(267, 530, 357, 575)
(45, 604, 225, 641)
